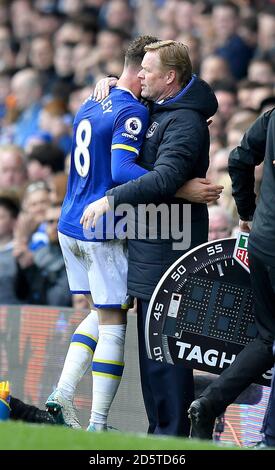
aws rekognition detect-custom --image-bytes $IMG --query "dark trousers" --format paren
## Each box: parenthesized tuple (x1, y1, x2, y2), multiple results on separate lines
(137, 299, 194, 436)
(202, 251, 275, 416)
(262, 341, 275, 444)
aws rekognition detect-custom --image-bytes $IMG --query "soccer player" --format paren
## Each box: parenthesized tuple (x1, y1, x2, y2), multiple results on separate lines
(45, 36, 158, 431)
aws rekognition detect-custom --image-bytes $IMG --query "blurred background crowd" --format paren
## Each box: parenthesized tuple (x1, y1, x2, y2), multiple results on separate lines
(0, 0, 274, 307)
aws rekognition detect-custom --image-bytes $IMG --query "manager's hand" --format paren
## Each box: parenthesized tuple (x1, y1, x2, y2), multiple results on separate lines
(80, 196, 111, 230)
(175, 178, 223, 203)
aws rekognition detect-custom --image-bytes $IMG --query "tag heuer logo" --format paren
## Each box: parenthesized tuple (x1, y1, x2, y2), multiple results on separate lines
(233, 232, 250, 272)
(146, 121, 159, 138)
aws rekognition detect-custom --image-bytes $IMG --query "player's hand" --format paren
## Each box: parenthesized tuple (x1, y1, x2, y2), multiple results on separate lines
(239, 219, 252, 233)
(175, 178, 224, 203)
(80, 196, 111, 230)
(93, 77, 118, 101)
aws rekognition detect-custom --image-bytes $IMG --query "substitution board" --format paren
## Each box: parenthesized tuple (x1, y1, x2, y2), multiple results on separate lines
(145, 233, 271, 386)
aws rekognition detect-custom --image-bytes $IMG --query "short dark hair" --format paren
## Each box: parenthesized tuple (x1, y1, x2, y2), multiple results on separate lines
(28, 143, 65, 173)
(0, 196, 20, 218)
(237, 79, 273, 91)
(212, 79, 237, 95)
(125, 35, 159, 67)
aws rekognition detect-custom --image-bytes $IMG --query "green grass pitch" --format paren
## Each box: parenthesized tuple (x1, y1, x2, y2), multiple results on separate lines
(0, 421, 238, 450)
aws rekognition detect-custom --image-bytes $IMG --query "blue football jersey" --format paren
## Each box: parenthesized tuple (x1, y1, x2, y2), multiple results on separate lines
(58, 87, 149, 241)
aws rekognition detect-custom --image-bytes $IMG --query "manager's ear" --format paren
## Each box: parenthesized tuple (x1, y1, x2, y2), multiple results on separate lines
(166, 69, 176, 85)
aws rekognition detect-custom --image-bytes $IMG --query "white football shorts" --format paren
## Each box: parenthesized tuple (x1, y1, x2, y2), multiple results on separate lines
(58, 232, 130, 309)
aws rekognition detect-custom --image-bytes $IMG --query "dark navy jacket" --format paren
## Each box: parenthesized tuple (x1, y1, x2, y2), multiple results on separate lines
(229, 108, 275, 265)
(107, 76, 218, 299)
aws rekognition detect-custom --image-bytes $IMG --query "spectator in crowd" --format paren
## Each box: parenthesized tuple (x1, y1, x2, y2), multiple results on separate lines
(0, 1, 9, 25)
(13, 181, 50, 269)
(10, 68, 43, 148)
(176, 34, 201, 74)
(155, 0, 178, 37)
(87, 28, 126, 79)
(208, 148, 229, 182)
(31, 8, 63, 38)
(0, 194, 20, 305)
(257, 5, 275, 55)
(10, 0, 36, 42)
(212, 80, 237, 124)
(208, 146, 238, 223)
(0, 72, 11, 125)
(39, 99, 72, 155)
(212, 1, 255, 80)
(24, 131, 53, 155)
(208, 112, 225, 144)
(174, 0, 197, 36)
(28, 36, 56, 96)
(72, 43, 95, 86)
(104, 0, 134, 35)
(54, 18, 85, 48)
(0, 25, 17, 72)
(247, 59, 274, 85)
(238, 15, 258, 51)
(200, 55, 232, 86)
(250, 84, 274, 111)
(48, 172, 68, 206)
(68, 85, 91, 116)
(58, 0, 84, 18)
(0, 145, 27, 191)
(26, 143, 65, 183)
(16, 204, 71, 306)
(52, 43, 76, 95)
(208, 205, 233, 241)
(236, 80, 273, 110)
(226, 111, 258, 148)
(237, 79, 256, 109)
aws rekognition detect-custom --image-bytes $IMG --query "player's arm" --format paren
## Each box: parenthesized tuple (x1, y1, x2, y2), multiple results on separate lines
(228, 110, 271, 222)
(106, 113, 207, 207)
(110, 106, 149, 184)
(80, 106, 149, 229)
